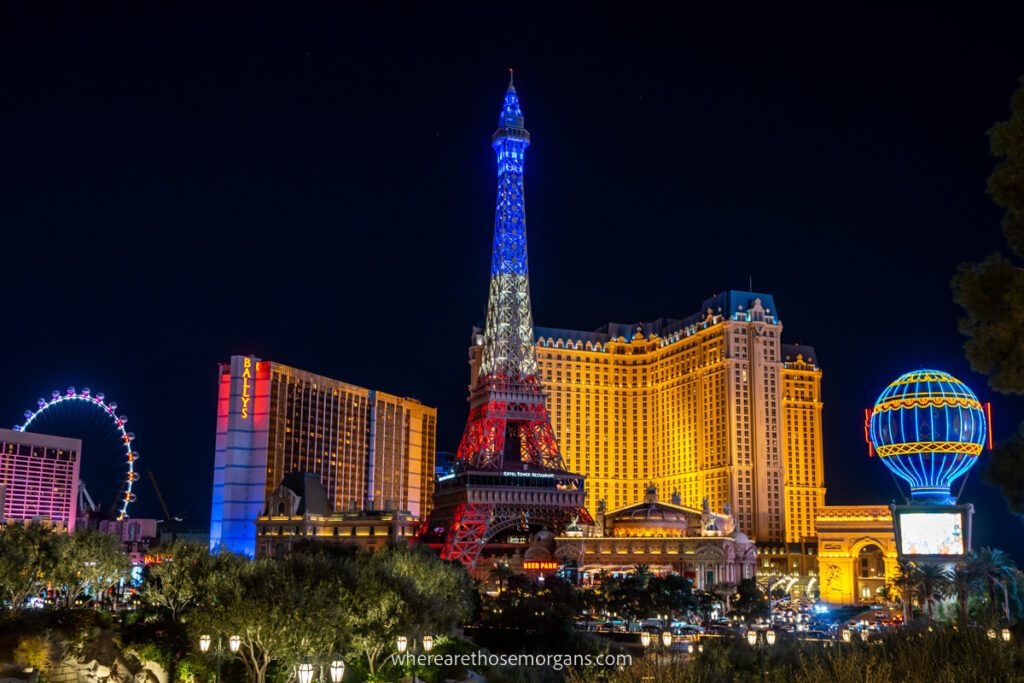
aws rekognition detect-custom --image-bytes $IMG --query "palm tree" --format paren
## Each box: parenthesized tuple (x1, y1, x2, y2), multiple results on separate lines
(952, 562, 980, 625)
(893, 562, 918, 623)
(914, 563, 954, 620)
(490, 562, 513, 595)
(971, 547, 1018, 623)
(632, 563, 653, 590)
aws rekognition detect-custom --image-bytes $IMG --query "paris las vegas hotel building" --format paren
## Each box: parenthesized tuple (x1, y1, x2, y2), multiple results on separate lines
(468, 290, 825, 575)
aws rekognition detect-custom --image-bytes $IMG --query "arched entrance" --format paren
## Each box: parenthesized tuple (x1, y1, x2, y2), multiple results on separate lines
(856, 543, 887, 603)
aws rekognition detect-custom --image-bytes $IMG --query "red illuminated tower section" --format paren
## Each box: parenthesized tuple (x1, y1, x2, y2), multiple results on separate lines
(423, 75, 591, 571)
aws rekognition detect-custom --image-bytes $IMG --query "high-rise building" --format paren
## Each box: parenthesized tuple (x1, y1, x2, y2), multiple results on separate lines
(209, 356, 436, 556)
(0, 428, 81, 530)
(467, 292, 825, 548)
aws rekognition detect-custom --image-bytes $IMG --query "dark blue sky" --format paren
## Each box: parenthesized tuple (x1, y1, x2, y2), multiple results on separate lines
(3, 4, 1023, 558)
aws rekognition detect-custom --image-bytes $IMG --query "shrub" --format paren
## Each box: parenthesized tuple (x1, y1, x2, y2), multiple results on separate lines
(14, 634, 54, 673)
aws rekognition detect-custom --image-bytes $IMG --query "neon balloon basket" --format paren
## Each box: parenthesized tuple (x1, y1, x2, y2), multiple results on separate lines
(868, 369, 989, 505)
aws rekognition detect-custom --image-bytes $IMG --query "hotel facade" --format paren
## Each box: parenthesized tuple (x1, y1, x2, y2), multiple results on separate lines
(0, 428, 81, 531)
(468, 291, 825, 554)
(209, 355, 436, 556)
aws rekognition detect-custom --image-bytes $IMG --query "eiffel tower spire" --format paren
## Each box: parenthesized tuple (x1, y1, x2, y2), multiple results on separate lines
(481, 74, 536, 380)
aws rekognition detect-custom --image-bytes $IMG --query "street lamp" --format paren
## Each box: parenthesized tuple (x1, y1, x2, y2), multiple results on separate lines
(329, 659, 346, 683)
(987, 628, 997, 640)
(396, 636, 432, 682)
(841, 629, 851, 643)
(297, 661, 315, 683)
(640, 632, 652, 648)
(765, 630, 776, 646)
(746, 630, 758, 647)
(661, 631, 673, 648)
(198, 635, 241, 683)
(1002, 628, 1012, 643)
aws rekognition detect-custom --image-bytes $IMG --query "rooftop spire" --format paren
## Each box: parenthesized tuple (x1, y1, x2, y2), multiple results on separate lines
(508, 67, 515, 91)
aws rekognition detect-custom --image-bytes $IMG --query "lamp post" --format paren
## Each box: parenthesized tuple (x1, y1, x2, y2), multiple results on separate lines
(640, 631, 651, 649)
(1002, 628, 1012, 643)
(396, 635, 433, 683)
(198, 634, 241, 683)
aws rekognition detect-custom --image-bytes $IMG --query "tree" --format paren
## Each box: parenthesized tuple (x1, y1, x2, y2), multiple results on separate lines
(730, 579, 767, 620)
(193, 545, 474, 683)
(953, 75, 1024, 394)
(52, 528, 130, 608)
(912, 563, 954, 620)
(970, 547, 1018, 623)
(982, 426, 1024, 515)
(0, 523, 62, 610)
(143, 541, 223, 622)
(489, 562, 514, 594)
(952, 75, 1024, 514)
(348, 547, 474, 676)
(194, 552, 348, 683)
(952, 563, 980, 626)
(892, 562, 918, 623)
(648, 574, 693, 622)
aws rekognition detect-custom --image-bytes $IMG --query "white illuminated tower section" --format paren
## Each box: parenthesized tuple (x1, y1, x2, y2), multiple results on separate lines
(422, 75, 590, 571)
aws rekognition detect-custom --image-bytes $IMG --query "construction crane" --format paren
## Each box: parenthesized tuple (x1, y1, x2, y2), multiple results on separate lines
(78, 480, 98, 513)
(148, 471, 181, 523)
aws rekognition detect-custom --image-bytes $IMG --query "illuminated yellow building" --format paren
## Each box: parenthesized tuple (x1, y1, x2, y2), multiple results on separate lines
(781, 349, 826, 544)
(815, 505, 898, 604)
(466, 290, 825, 550)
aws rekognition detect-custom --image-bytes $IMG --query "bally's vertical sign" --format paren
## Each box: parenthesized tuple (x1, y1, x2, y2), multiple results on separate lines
(238, 356, 255, 420)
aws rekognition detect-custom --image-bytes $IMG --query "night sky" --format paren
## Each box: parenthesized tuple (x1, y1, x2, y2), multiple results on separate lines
(3, 4, 1024, 558)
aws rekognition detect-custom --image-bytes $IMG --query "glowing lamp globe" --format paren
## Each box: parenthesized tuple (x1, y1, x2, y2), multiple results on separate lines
(869, 369, 987, 504)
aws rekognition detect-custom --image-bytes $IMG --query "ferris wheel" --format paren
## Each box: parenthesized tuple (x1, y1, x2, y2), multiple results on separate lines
(14, 386, 139, 521)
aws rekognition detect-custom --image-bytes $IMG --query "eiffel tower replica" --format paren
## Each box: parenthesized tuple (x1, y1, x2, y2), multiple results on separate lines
(421, 74, 591, 571)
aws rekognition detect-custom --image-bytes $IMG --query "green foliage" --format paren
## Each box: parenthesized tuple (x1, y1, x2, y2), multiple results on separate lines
(52, 528, 131, 607)
(731, 578, 768, 620)
(983, 426, 1024, 515)
(0, 524, 129, 611)
(142, 541, 228, 622)
(0, 523, 62, 610)
(189, 544, 474, 683)
(952, 73, 1024, 525)
(952, 75, 1024, 397)
(14, 634, 54, 673)
(989, 76, 1024, 261)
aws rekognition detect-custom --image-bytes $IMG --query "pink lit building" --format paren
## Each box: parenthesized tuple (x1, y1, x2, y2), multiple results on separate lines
(0, 428, 80, 531)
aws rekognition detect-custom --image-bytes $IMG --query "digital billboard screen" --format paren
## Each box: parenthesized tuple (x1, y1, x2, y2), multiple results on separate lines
(897, 511, 965, 556)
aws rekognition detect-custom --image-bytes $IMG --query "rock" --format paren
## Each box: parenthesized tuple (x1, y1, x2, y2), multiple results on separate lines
(141, 661, 168, 683)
